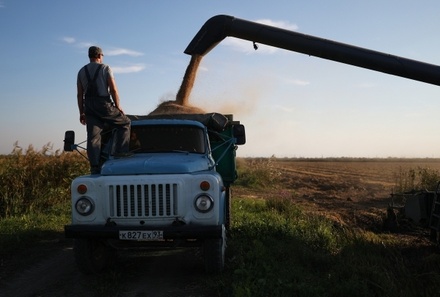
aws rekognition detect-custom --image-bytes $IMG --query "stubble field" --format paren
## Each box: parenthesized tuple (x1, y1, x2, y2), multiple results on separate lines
(234, 158, 440, 252)
(246, 158, 440, 226)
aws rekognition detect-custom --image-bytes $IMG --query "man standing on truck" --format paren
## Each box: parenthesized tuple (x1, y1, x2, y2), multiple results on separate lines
(77, 46, 131, 174)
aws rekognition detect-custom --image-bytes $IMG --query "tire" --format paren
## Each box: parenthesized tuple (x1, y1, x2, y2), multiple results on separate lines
(73, 238, 116, 274)
(225, 186, 232, 230)
(203, 224, 226, 274)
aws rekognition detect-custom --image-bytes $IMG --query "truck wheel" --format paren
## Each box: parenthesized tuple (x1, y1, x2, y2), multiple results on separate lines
(73, 238, 116, 274)
(203, 225, 226, 274)
(225, 186, 231, 230)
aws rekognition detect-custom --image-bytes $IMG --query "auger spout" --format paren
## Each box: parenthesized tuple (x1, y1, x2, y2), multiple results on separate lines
(184, 15, 440, 86)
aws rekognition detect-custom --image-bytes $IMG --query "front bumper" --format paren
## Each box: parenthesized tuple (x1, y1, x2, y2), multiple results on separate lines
(64, 224, 223, 240)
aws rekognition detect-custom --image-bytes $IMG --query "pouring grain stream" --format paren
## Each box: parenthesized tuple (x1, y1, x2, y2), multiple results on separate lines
(149, 55, 205, 115)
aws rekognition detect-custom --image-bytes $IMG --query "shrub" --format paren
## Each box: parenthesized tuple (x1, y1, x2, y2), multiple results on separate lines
(235, 156, 281, 188)
(394, 166, 440, 193)
(0, 143, 88, 218)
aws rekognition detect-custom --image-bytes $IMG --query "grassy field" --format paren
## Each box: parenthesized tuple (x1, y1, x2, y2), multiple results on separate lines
(1, 149, 440, 296)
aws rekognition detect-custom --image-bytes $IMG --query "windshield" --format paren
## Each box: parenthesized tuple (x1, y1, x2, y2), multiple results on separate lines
(129, 125, 206, 154)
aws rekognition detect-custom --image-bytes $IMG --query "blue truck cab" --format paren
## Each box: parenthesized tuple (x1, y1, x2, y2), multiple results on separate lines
(64, 113, 245, 274)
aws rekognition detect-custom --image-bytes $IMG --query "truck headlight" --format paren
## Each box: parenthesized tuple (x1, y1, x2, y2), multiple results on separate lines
(75, 197, 94, 216)
(194, 194, 214, 213)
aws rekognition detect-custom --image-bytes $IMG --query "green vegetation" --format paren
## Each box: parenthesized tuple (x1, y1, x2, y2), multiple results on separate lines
(235, 157, 281, 188)
(214, 159, 440, 296)
(394, 165, 440, 193)
(0, 202, 70, 254)
(0, 144, 88, 256)
(0, 143, 88, 218)
(1, 150, 440, 296)
(216, 197, 440, 297)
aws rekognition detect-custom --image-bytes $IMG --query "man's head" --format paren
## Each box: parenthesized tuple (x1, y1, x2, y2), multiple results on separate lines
(88, 46, 104, 59)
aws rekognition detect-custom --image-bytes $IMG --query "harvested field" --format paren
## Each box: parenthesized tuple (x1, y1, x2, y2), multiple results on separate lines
(235, 158, 440, 243)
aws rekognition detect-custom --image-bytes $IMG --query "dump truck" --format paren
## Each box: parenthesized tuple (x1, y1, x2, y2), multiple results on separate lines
(65, 15, 440, 275)
(64, 113, 245, 274)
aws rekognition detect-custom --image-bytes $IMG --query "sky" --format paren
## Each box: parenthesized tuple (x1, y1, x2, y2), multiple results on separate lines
(2, 1, 440, 158)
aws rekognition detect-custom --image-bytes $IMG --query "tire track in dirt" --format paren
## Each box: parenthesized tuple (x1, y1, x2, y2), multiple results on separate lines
(0, 247, 93, 297)
(0, 245, 211, 297)
(117, 248, 209, 297)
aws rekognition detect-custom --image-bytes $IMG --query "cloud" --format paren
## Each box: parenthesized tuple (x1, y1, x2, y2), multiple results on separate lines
(77, 41, 94, 48)
(62, 37, 76, 44)
(255, 19, 298, 31)
(222, 18, 298, 54)
(198, 65, 208, 72)
(62, 38, 144, 57)
(112, 64, 146, 74)
(63, 40, 94, 49)
(105, 48, 144, 57)
(222, 38, 269, 54)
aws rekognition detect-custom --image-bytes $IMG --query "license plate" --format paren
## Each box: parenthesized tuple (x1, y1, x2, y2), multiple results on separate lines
(119, 230, 163, 241)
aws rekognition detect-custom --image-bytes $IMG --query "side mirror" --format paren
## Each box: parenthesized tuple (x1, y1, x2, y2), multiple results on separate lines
(233, 124, 246, 145)
(64, 130, 75, 152)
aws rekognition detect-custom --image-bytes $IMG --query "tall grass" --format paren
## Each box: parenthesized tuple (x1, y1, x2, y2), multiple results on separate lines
(394, 166, 440, 193)
(235, 157, 281, 188)
(0, 143, 88, 218)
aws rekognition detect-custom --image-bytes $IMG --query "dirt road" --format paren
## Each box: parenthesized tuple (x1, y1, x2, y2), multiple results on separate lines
(1, 240, 211, 297)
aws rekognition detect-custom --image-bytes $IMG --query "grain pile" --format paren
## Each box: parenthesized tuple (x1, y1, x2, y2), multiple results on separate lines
(148, 55, 205, 115)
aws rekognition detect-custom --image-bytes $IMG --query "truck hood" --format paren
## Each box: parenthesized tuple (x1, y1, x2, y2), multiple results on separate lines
(100, 153, 214, 175)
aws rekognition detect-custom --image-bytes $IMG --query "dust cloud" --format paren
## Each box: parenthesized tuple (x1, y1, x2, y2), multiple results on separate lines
(148, 53, 270, 118)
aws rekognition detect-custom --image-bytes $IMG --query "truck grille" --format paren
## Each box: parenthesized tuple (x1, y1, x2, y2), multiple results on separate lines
(108, 183, 178, 218)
